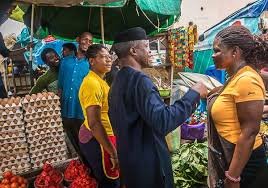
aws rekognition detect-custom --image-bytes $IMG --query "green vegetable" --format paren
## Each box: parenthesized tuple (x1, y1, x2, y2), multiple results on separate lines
(171, 141, 208, 188)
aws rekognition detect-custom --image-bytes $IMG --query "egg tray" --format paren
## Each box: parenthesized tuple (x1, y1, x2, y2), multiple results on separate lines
(30, 147, 67, 158)
(25, 117, 62, 127)
(22, 100, 60, 109)
(24, 105, 61, 114)
(0, 143, 28, 153)
(28, 138, 66, 149)
(25, 122, 63, 133)
(0, 108, 23, 114)
(32, 155, 68, 169)
(27, 133, 65, 144)
(0, 136, 27, 144)
(0, 119, 25, 127)
(28, 145, 67, 156)
(24, 110, 61, 120)
(30, 151, 68, 163)
(0, 166, 31, 178)
(0, 123, 25, 132)
(0, 163, 31, 174)
(1, 153, 29, 161)
(0, 130, 26, 139)
(24, 115, 62, 123)
(0, 104, 22, 110)
(27, 131, 65, 144)
(1, 157, 30, 167)
(0, 113, 24, 122)
(26, 127, 64, 138)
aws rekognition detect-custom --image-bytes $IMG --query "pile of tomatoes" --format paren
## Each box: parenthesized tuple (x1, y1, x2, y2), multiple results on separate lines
(69, 175, 97, 188)
(0, 171, 28, 188)
(34, 163, 63, 188)
(64, 160, 97, 188)
(64, 160, 88, 182)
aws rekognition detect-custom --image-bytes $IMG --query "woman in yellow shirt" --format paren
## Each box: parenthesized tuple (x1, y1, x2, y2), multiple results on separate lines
(208, 26, 268, 188)
(78, 44, 119, 187)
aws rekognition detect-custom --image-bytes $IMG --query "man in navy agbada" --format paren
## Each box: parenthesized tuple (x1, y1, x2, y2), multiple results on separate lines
(108, 27, 207, 188)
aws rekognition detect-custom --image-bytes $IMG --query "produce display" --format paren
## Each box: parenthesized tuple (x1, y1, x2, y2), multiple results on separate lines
(69, 175, 97, 188)
(143, 68, 171, 97)
(0, 171, 28, 188)
(142, 68, 170, 89)
(22, 93, 68, 169)
(64, 160, 88, 182)
(181, 111, 207, 140)
(34, 163, 63, 188)
(185, 111, 207, 125)
(0, 97, 31, 178)
(64, 160, 97, 188)
(172, 141, 208, 188)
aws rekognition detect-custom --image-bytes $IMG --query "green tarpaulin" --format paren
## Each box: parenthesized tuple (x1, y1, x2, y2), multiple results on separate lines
(14, 0, 181, 42)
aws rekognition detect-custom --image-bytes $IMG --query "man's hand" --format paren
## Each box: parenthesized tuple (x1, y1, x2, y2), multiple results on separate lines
(191, 82, 208, 98)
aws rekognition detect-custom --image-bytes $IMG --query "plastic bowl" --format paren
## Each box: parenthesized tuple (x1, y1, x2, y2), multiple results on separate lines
(159, 89, 171, 97)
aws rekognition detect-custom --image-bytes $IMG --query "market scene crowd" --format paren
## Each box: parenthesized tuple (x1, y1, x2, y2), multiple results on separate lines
(1, 0, 268, 188)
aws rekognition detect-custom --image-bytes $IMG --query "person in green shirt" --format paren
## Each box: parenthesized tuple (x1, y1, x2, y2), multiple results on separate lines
(30, 48, 60, 94)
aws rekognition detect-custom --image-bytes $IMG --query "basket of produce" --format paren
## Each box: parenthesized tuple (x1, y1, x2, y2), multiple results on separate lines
(34, 163, 63, 188)
(159, 88, 171, 97)
(181, 111, 206, 140)
(63, 159, 89, 185)
(0, 171, 28, 188)
(181, 122, 205, 140)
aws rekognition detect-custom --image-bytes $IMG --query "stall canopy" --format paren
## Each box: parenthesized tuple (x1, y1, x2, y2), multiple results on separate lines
(14, 0, 181, 42)
(15, 0, 122, 7)
(188, 0, 268, 74)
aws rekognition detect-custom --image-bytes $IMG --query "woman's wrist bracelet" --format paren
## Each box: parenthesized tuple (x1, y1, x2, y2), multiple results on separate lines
(225, 171, 241, 183)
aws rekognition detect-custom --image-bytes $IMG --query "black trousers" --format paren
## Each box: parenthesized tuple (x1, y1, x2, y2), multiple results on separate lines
(80, 138, 120, 188)
(62, 118, 83, 157)
(241, 145, 268, 188)
(0, 73, 7, 99)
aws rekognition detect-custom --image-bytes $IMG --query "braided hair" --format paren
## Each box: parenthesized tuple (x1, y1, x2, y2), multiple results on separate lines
(215, 25, 268, 68)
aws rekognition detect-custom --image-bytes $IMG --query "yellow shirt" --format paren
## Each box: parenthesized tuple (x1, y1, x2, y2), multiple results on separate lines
(211, 66, 264, 149)
(79, 71, 114, 136)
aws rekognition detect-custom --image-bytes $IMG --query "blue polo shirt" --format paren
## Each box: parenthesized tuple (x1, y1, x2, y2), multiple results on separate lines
(58, 55, 90, 120)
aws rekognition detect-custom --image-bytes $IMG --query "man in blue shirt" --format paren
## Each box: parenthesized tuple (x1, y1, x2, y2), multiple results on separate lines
(58, 32, 92, 156)
(109, 27, 208, 188)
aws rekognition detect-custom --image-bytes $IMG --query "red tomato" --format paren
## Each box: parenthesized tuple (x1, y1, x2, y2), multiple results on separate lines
(1, 179, 9, 184)
(3, 185, 10, 188)
(16, 177, 23, 185)
(3, 171, 13, 180)
(23, 179, 27, 185)
(10, 177, 17, 183)
(10, 182, 18, 188)
(19, 184, 26, 188)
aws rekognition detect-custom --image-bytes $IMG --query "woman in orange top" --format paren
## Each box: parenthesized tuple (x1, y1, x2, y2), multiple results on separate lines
(208, 26, 268, 188)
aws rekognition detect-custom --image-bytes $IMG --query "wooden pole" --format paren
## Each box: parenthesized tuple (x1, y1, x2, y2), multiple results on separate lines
(29, 4, 34, 87)
(100, 7, 105, 44)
